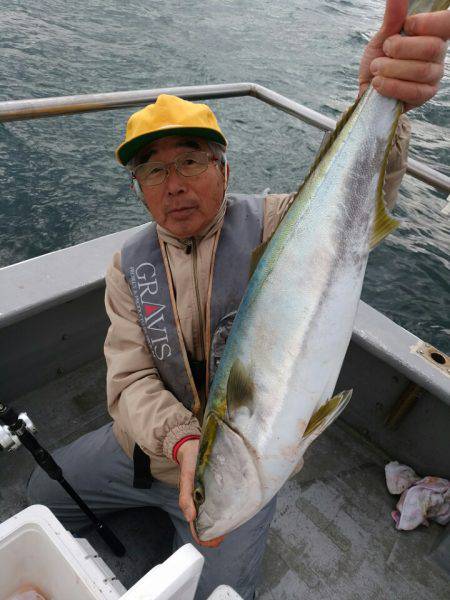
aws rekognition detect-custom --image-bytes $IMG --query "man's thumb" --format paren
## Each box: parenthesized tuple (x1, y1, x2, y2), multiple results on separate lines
(179, 468, 197, 522)
(380, 0, 409, 38)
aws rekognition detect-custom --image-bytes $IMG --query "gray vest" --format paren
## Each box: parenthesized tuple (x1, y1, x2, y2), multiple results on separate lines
(121, 193, 264, 412)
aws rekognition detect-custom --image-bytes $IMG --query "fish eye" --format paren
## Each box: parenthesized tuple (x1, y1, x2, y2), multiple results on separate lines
(194, 486, 205, 507)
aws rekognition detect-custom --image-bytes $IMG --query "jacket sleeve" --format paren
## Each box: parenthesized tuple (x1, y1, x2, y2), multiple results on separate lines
(263, 114, 411, 239)
(104, 251, 201, 463)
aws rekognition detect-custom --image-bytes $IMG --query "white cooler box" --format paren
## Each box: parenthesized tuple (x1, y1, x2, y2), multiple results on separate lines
(0, 505, 242, 600)
(0, 505, 126, 600)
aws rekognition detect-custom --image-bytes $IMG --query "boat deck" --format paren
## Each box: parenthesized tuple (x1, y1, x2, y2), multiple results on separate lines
(1, 358, 448, 599)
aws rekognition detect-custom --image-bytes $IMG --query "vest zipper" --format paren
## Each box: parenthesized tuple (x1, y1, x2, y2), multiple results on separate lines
(192, 238, 205, 360)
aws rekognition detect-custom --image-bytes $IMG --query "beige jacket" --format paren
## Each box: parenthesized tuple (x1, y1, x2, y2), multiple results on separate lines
(104, 116, 411, 487)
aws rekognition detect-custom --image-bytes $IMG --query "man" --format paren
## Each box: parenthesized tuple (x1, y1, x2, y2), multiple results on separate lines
(28, 2, 450, 598)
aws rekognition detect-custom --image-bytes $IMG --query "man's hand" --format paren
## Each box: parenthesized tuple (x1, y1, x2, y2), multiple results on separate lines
(359, 0, 450, 110)
(177, 438, 225, 548)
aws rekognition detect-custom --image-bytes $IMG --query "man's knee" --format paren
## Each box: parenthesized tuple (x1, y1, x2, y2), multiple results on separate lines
(26, 464, 89, 530)
(26, 466, 54, 506)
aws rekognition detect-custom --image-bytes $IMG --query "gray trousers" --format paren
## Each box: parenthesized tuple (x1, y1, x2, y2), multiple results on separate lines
(27, 422, 276, 600)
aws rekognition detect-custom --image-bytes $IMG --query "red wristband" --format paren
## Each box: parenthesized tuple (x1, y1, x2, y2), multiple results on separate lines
(172, 435, 200, 464)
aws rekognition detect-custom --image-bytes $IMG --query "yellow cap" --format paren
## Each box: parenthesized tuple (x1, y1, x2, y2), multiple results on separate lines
(115, 94, 227, 166)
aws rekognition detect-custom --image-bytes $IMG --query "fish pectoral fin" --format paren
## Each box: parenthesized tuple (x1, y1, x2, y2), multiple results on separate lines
(227, 359, 255, 415)
(303, 389, 353, 440)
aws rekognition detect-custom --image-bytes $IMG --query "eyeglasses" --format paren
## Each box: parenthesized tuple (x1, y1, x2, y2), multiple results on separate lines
(133, 151, 217, 187)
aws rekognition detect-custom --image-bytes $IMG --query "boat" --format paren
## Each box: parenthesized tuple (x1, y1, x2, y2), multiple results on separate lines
(0, 83, 449, 598)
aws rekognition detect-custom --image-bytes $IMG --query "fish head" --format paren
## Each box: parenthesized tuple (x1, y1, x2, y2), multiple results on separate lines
(194, 413, 263, 541)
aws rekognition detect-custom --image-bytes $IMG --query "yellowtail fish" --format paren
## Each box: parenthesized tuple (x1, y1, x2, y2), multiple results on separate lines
(194, 0, 449, 542)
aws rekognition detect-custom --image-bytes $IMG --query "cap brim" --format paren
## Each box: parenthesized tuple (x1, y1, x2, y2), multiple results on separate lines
(116, 127, 227, 166)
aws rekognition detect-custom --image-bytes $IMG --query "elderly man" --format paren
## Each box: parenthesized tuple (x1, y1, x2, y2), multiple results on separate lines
(28, 2, 450, 598)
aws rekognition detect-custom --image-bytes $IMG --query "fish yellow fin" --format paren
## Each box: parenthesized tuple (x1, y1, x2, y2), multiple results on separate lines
(304, 389, 352, 437)
(227, 359, 255, 414)
(369, 194, 400, 250)
(369, 99, 403, 250)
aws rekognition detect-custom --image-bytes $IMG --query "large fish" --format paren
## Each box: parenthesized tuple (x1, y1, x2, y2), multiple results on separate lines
(194, 0, 449, 542)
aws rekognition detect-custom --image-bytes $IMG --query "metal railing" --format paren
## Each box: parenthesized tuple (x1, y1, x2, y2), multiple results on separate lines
(0, 82, 449, 194)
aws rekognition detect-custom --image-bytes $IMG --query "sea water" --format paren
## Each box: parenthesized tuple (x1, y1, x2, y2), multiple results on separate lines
(0, 0, 448, 352)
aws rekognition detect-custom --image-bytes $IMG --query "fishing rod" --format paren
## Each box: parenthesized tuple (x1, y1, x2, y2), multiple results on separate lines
(0, 402, 125, 557)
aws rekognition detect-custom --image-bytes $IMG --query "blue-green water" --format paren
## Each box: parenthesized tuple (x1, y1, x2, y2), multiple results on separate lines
(1, 0, 449, 352)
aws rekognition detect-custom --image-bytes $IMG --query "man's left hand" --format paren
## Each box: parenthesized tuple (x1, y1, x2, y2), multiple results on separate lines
(359, 0, 450, 111)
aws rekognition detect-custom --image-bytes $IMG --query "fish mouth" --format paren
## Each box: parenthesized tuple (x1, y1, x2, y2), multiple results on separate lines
(193, 483, 205, 514)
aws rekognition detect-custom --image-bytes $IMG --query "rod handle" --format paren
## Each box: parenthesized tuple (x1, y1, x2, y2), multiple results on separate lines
(96, 522, 126, 557)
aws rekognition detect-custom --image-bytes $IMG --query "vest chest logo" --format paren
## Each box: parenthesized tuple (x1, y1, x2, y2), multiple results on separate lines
(129, 262, 172, 360)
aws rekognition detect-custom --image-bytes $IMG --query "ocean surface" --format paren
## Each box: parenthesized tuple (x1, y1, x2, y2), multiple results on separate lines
(1, 0, 449, 352)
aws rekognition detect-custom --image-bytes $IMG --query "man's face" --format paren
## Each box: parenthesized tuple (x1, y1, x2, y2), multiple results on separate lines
(135, 135, 226, 238)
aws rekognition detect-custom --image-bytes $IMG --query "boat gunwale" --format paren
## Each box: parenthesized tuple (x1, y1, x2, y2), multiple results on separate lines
(0, 82, 449, 194)
(1, 84, 449, 405)
(0, 225, 449, 405)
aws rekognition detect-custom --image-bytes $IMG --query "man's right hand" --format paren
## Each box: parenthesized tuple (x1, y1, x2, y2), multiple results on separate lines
(177, 438, 199, 523)
(358, 0, 449, 111)
(177, 438, 225, 548)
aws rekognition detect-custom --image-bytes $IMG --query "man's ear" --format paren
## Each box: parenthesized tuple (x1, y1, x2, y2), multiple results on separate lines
(132, 178, 154, 219)
(225, 163, 230, 189)
(132, 178, 145, 200)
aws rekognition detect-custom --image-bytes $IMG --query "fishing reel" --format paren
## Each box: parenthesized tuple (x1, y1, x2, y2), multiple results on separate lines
(0, 401, 126, 556)
(0, 403, 36, 452)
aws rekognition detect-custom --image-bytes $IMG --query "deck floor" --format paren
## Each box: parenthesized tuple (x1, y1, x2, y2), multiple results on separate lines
(0, 358, 448, 599)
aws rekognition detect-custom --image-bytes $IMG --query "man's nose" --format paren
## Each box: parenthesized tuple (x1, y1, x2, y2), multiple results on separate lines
(165, 163, 187, 195)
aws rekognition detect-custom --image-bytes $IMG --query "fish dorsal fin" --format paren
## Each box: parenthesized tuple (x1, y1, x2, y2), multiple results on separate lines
(249, 239, 270, 279)
(227, 359, 255, 415)
(304, 389, 352, 438)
